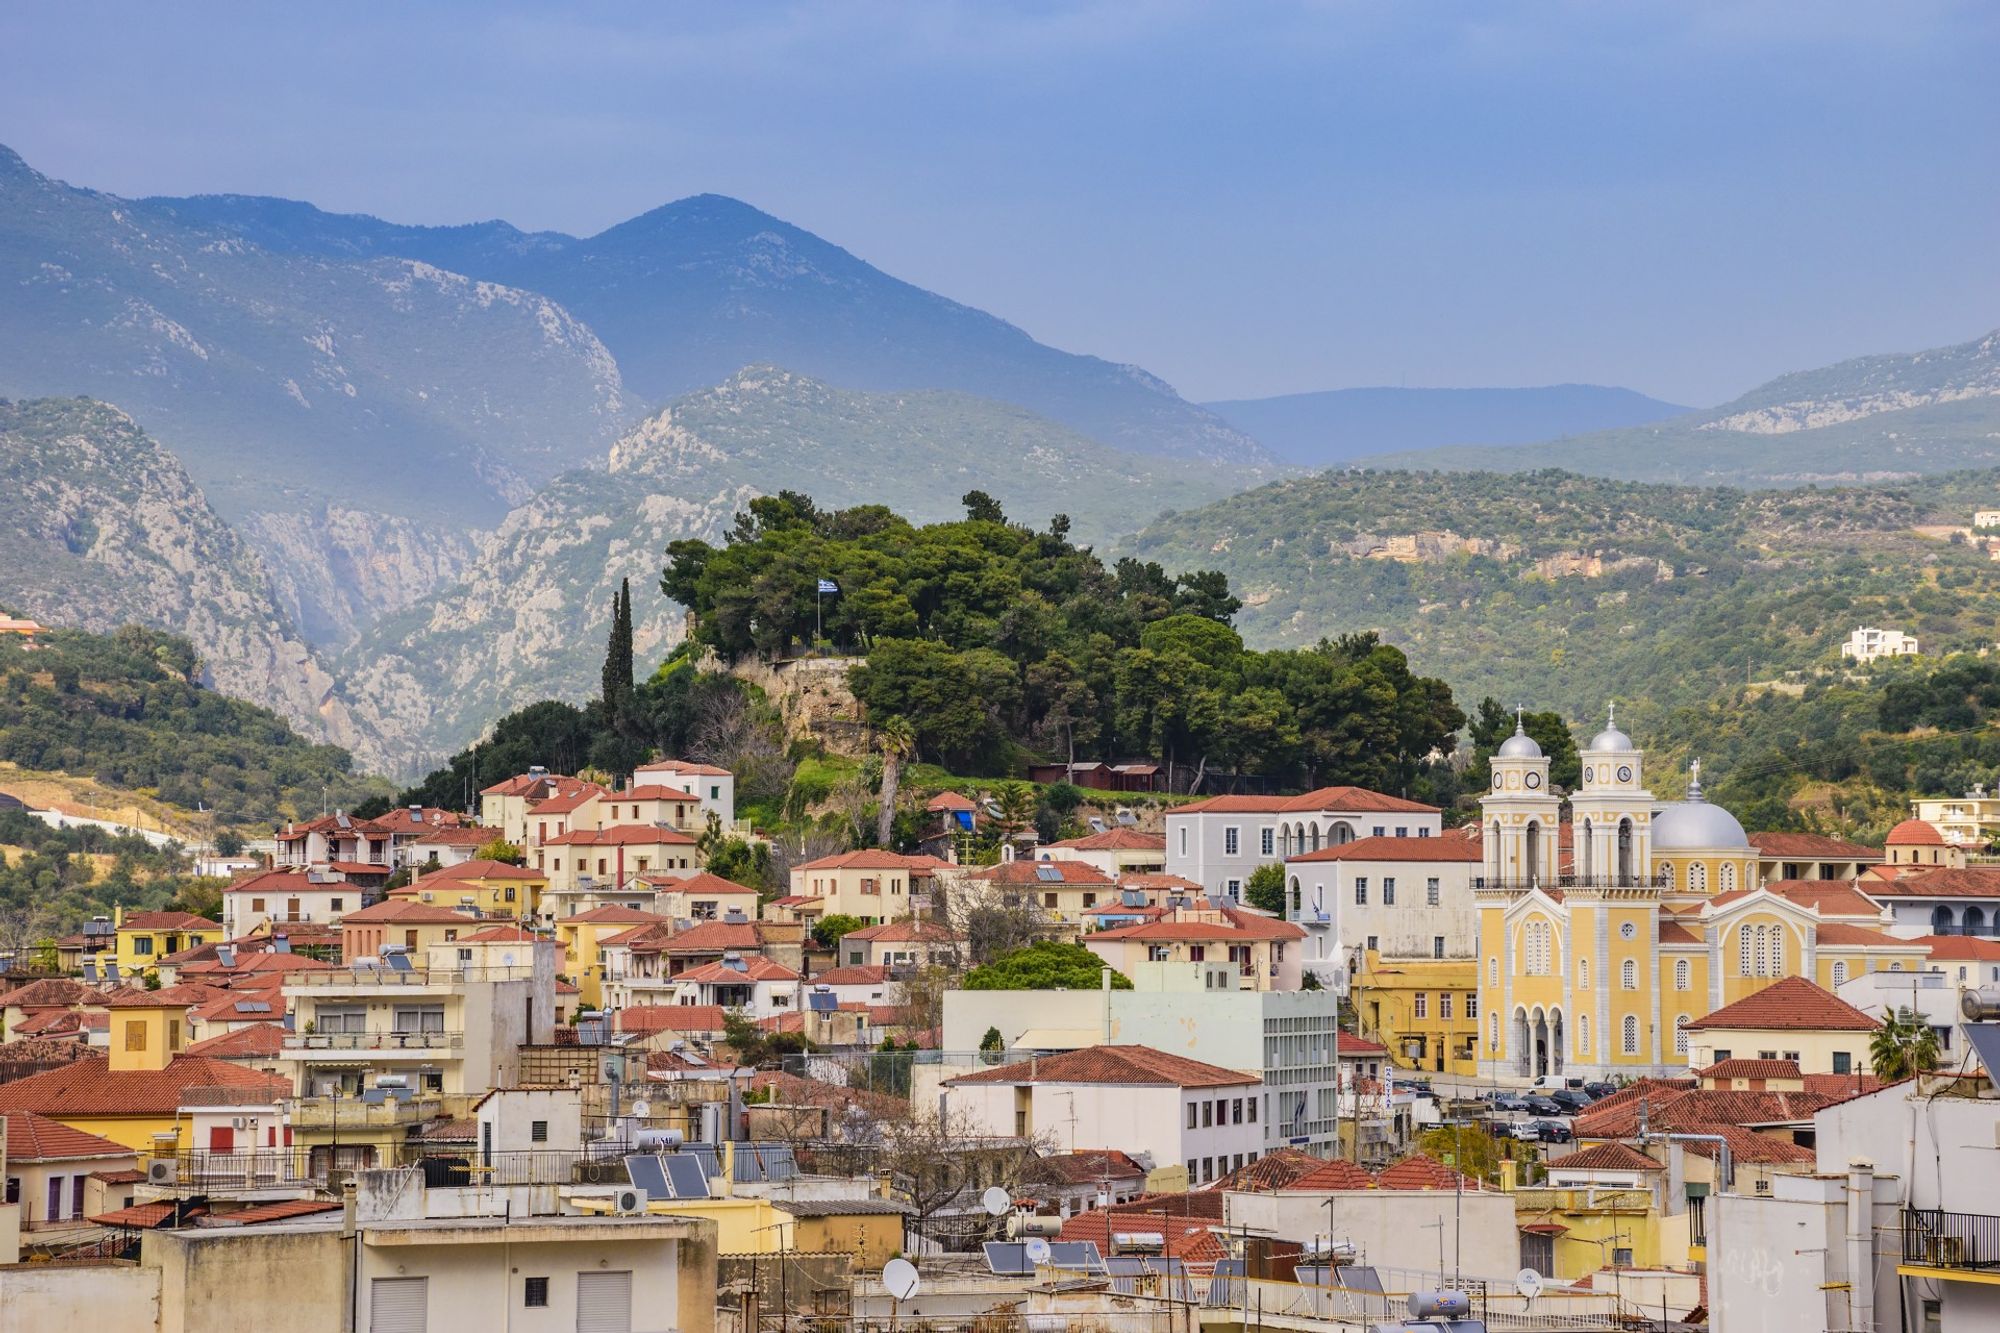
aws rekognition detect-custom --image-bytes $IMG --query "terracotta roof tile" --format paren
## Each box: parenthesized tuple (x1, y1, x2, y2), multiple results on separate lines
(809, 965, 890, 987)
(1867, 867, 2000, 899)
(945, 1044, 1256, 1089)
(1, 1109, 133, 1161)
(1174, 786, 1437, 816)
(842, 919, 959, 943)
(1701, 1058, 1802, 1080)
(1683, 976, 1881, 1032)
(1885, 819, 1946, 846)
(615, 1005, 729, 1035)
(1283, 1157, 1379, 1191)
(542, 824, 697, 847)
(118, 911, 221, 931)
(184, 1025, 288, 1059)
(1042, 1148, 1148, 1185)
(1550, 1142, 1663, 1173)
(1748, 832, 1882, 860)
(1043, 829, 1166, 853)
(203, 1199, 344, 1225)
(1377, 1152, 1483, 1191)
(0, 1055, 288, 1116)
(421, 859, 548, 882)
(673, 956, 800, 984)
(976, 858, 1117, 887)
(339, 899, 477, 925)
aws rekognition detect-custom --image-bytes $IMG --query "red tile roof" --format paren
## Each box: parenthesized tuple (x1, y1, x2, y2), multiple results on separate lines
(1174, 786, 1437, 816)
(1551, 1142, 1663, 1173)
(184, 1024, 288, 1060)
(660, 921, 768, 954)
(1285, 1157, 1380, 1191)
(674, 956, 801, 984)
(926, 791, 977, 812)
(0, 977, 106, 1009)
(1867, 867, 2000, 899)
(1885, 818, 1946, 846)
(1056, 1193, 1225, 1261)
(615, 1005, 730, 1035)
(340, 899, 477, 925)
(1376, 1152, 1484, 1191)
(615, 784, 703, 803)
(1, 1109, 133, 1161)
(204, 1198, 344, 1225)
(1289, 834, 1481, 865)
(456, 924, 543, 943)
(188, 991, 286, 1023)
(1683, 976, 1881, 1032)
(810, 965, 891, 987)
(1041, 1148, 1149, 1185)
(1335, 1031, 1389, 1057)
(119, 911, 221, 931)
(526, 782, 609, 814)
(1715, 880, 1886, 919)
(542, 824, 698, 846)
(413, 824, 502, 847)
(635, 760, 733, 777)
(1701, 1058, 1802, 1081)
(221, 868, 337, 895)
(561, 905, 671, 925)
(90, 1201, 188, 1228)
(945, 1044, 1257, 1089)
(1202, 1148, 1327, 1193)
(1043, 828, 1167, 853)
(975, 858, 1117, 887)
(10, 1010, 83, 1038)
(1748, 832, 1882, 860)
(0, 1055, 288, 1116)
(101, 983, 223, 1009)
(1905, 934, 2000, 960)
(794, 850, 945, 872)
(652, 871, 759, 897)
(421, 858, 548, 882)
(842, 919, 959, 943)
(1811, 922, 1911, 948)
(1658, 922, 1703, 945)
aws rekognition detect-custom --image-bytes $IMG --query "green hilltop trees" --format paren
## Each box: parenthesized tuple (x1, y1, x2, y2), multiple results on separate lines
(664, 491, 1464, 793)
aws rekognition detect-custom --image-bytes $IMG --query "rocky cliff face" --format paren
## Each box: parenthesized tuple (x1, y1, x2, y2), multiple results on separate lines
(0, 397, 384, 766)
(240, 507, 479, 647)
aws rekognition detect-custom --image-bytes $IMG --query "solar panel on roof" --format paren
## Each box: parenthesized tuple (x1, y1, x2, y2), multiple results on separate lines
(624, 1155, 670, 1198)
(807, 991, 838, 1013)
(385, 952, 415, 973)
(1335, 1265, 1384, 1294)
(1046, 1241, 1104, 1271)
(1204, 1259, 1245, 1307)
(235, 1001, 272, 1014)
(272, 937, 292, 953)
(1036, 864, 1063, 882)
(983, 1242, 1032, 1275)
(1116, 810, 1138, 826)
(663, 1155, 710, 1199)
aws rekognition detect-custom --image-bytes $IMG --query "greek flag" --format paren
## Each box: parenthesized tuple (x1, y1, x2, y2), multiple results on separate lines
(817, 578, 839, 594)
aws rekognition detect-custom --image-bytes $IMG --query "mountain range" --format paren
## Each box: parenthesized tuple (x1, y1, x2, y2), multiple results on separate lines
(1202, 384, 1691, 467)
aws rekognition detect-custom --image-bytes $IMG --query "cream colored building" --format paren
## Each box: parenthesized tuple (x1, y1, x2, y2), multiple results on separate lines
(776, 850, 943, 927)
(1909, 786, 2000, 848)
(1682, 974, 1882, 1075)
(1841, 626, 1919, 661)
(1035, 827, 1167, 878)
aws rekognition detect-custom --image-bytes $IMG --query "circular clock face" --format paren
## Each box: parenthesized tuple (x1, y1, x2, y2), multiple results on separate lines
(1583, 766, 1594, 784)
(1525, 772, 1542, 790)
(1493, 772, 1503, 790)
(1619, 922, 1638, 940)
(1617, 765, 1634, 783)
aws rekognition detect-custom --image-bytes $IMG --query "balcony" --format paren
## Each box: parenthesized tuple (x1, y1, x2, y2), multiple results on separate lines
(286, 964, 539, 988)
(285, 1030, 465, 1053)
(290, 1094, 447, 1128)
(1902, 1208, 2000, 1273)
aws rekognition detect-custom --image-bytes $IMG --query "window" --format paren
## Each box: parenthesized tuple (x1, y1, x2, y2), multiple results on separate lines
(1247, 1098, 1256, 1123)
(124, 1020, 146, 1052)
(1202, 1101, 1213, 1127)
(1578, 957, 1590, 988)
(251, 898, 266, 912)
(331, 897, 345, 912)
(524, 1277, 549, 1308)
(1739, 925, 1754, 977)
(1372, 826, 1385, 838)
(1622, 1014, 1640, 1054)
(1613, 1247, 1634, 1268)
(1489, 958, 1498, 987)
(1675, 959, 1691, 991)
(1674, 1015, 1689, 1054)
(1179, 827, 1188, 856)
(1187, 1103, 1198, 1129)
(1383, 878, 1396, 905)
(1466, 993, 1478, 1018)
(1354, 878, 1368, 905)
(134, 937, 154, 956)
(1224, 827, 1240, 856)
(1720, 862, 1737, 892)
(1366, 935, 1378, 953)
(1489, 1013, 1500, 1049)
(1689, 862, 1708, 892)
(1232, 1098, 1244, 1123)
(1439, 993, 1453, 1020)
(1832, 1052, 1852, 1075)
(1426, 878, 1440, 906)
(1226, 879, 1241, 901)
(1831, 960, 1848, 987)
(1579, 1014, 1590, 1053)
(1621, 959, 1638, 990)
(530, 1120, 549, 1143)
(1261, 828, 1274, 856)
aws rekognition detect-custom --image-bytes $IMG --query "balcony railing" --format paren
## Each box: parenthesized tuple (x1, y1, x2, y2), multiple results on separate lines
(1904, 1209, 2000, 1270)
(1478, 873, 1669, 892)
(286, 964, 540, 987)
(290, 1094, 447, 1127)
(285, 1030, 465, 1051)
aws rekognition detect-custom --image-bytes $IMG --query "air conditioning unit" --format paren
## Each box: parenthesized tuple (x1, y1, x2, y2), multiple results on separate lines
(232, 1116, 251, 1130)
(148, 1159, 179, 1186)
(614, 1187, 648, 1215)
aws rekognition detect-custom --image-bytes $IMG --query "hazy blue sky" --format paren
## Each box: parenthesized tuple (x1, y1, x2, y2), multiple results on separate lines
(5, 2, 1995, 405)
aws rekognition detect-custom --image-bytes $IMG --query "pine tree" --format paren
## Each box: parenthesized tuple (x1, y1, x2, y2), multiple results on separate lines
(602, 578, 634, 717)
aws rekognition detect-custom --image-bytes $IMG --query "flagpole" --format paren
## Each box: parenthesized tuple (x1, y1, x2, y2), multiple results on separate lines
(816, 585, 822, 648)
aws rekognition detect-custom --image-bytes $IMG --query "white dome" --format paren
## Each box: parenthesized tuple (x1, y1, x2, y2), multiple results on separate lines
(1587, 725, 1635, 753)
(1651, 798, 1748, 851)
(1498, 729, 1543, 759)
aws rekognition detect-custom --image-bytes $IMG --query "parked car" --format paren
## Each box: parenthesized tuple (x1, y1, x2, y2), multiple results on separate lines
(1549, 1090, 1593, 1114)
(1583, 1082, 1619, 1100)
(1522, 1096, 1565, 1117)
(1490, 1119, 1530, 1142)
(1491, 1094, 1533, 1113)
(1533, 1119, 1574, 1143)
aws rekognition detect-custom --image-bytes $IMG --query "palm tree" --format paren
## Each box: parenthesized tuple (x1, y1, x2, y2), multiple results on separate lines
(1869, 1007, 1942, 1081)
(874, 716, 915, 849)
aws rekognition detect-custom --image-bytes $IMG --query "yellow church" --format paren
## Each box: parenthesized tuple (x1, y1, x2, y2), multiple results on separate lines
(1474, 709, 1925, 1082)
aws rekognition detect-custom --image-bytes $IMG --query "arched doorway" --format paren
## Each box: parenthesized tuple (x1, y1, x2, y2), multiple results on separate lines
(1525, 821, 1543, 887)
(1549, 1009, 1566, 1075)
(1530, 1007, 1550, 1080)
(1617, 818, 1635, 885)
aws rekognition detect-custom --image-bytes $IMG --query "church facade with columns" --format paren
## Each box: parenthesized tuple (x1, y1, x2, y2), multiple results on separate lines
(1474, 709, 1923, 1083)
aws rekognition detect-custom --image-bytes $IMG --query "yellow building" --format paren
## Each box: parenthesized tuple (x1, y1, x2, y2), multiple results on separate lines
(0, 988, 287, 1153)
(555, 905, 671, 1008)
(113, 909, 221, 980)
(1475, 711, 1927, 1083)
(1682, 975, 1883, 1074)
(1515, 1144, 1684, 1280)
(1353, 951, 1479, 1076)
(406, 857, 549, 918)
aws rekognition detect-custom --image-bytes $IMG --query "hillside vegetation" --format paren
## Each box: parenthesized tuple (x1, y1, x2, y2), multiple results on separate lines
(0, 625, 388, 830)
(1128, 467, 2000, 742)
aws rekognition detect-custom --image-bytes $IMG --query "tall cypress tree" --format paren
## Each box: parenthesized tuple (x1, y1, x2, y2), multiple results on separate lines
(602, 577, 634, 716)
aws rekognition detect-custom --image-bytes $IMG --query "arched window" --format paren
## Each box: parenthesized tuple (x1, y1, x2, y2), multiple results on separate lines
(1754, 924, 1770, 977)
(1933, 905, 1957, 935)
(1765, 925, 1783, 976)
(1719, 862, 1736, 893)
(1526, 820, 1543, 886)
(1489, 1012, 1499, 1050)
(1622, 959, 1638, 990)
(1739, 924, 1753, 976)
(1890, 961, 1904, 972)
(1661, 862, 1678, 892)
(1689, 862, 1708, 893)
(1674, 1014, 1690, 1054)
(1489, 957, 1498, 988)
(1674, 959, 1691, 991)
(1579, 1013, 1590, 1052)
(1581, 819, 1594, 883)
(1622, 1014, 1640, 1055)
(1966, 906, 1989, 937)
(1289, 877, 1302, 915)
(1831, 960, 1848, 987)
(1578, 957, 1590, 989)
(1617, 818, 1634, 884)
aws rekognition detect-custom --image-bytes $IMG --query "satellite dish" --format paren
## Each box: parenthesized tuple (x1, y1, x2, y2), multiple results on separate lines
(1515, 1269, 1545, 1302)
(1024, 1237, 1052, 1264)
(631, 1100, 651, 1118)
(982, 1185, 1012, 1216)
(883, 1258, 921, 1302)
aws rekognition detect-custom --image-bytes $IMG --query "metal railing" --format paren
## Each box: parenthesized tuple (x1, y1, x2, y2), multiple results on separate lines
(285, 1030, 465, 1051)
(1904, 1208, 2000, 1269)
(146, 1146, 637, 1192)
(286, 964, 541, 986)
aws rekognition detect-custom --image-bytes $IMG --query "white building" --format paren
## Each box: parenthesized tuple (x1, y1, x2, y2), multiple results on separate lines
(1165, 786, 1442, 902)
(1841, 626, 1920, 661)
(222, 866, 367, 938)
(1283, 832, 1482, 981)
(941, 961, 1345, 1155)
(942, 1043, 1263, 1184)
(632, 759, 737, 829)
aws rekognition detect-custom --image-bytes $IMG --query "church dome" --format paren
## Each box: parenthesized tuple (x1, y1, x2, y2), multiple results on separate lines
(1885, 818, 1946, 847)
(1652, 796, 1749, 850)
(1498, 728, 1543, 759)
(1585, 703, 1634, 753)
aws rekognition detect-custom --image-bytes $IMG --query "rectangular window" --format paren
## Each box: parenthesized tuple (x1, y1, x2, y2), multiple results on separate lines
(331, 897, 344, 912)
(1426, 878, 1440, 906)
(1466, 993, 1478, 1019)
(72, 1174, 84, 1216)
(1434, 936, 1446, 959)
(1372, 826, 1385, 837)
(1439, 993, 1453, 1020)
(1179, 827, 1188, 856)
(1366, 935, 1378, 953)
(1225, 879, 1241, 900)
(1413, 993, 1428, 1019)
(1354, 878, 1367, 905)
(1202, 1101, 1213, 1127)
(1261, 828, 1274, 856)
(134, 937, 154, 955)
(524, 1276, 549, 1310)
(531, 1120, 549, 1143)
(1832, 1052, 1852, 1075)
(1233, 1098, 1244, 1123)
(124, 1021, 146, 1052)
(1224, 828, 1240, 856)
(1248, 1098, 1257, 1123)
(251, 898, 265, 913)
(1383, 878, 1395, 905)
(1396, 827, 1407, 838)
